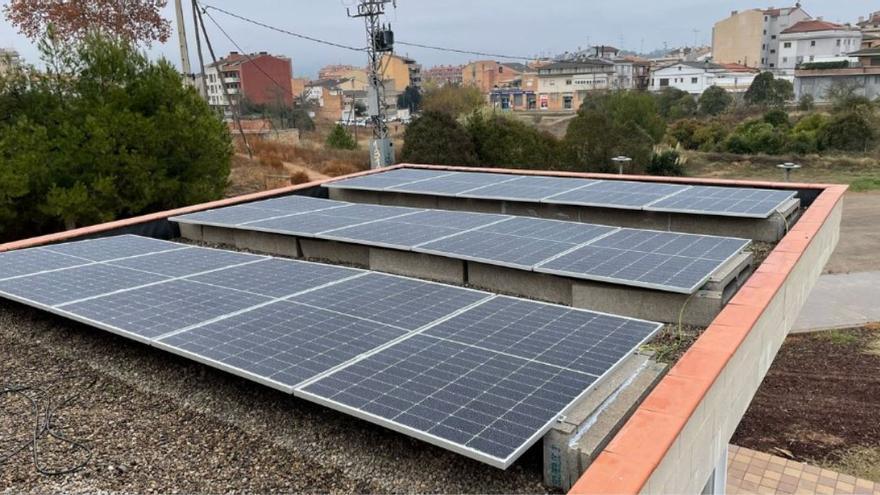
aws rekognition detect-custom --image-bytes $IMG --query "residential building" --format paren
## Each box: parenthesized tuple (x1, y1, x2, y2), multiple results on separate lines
(857, 11, 880, 38)
(712, 5, 810, 71)
(205, 51, 293, 112)
(536, 60, 615, 111)
(777, 20, 862, 75)
(794, 46, 880, 102)
(380, 54, 421, 92)
(649, 61, 759, 94)
(317, 66, 368, 92)
(462, 61, 530, 93)
(291, 77, 308, 102)
(487, 64, 539, 111)
(318, 64, 361, 80)
(422, 64, 464, 87)
(648, 46, 712, 71)
(609, 56, 651, 90)
(304, 79, 346, 121)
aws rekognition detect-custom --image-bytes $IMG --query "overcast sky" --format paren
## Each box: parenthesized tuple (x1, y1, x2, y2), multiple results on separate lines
(0, 0, 874, 78)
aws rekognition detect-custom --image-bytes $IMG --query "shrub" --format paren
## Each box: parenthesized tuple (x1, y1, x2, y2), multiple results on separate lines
(744, 72, 794, 107)
(289, 170, 310, 184)
(325, 124, 357, 150)
(699, 86, 733, 116)
(797, 94, 815, 111)
(667, 119, 701, 149)
(400, 111, 478, 165)
(763, 108, 790, 128)
(819, 112, 875, 152)
(723, 120, 786, 155)
(466, 112, 562, 169)
(691, 121, 730, 152)
(319, 162, 361, 177)
(647, 150, 685, 176)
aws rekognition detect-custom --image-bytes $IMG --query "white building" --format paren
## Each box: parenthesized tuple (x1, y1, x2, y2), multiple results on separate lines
(778, 20, 862, 75)
(649, 61, 759, 95)
(760, 5, 811, 70)
(536, 60, 615, 110)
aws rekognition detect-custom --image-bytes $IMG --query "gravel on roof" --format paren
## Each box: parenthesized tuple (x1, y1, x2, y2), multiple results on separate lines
(0, 300, 553, 494)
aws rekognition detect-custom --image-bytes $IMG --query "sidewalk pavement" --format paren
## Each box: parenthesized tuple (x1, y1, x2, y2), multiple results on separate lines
(728, 445, 880, 494)
(792, 271, 880, 333)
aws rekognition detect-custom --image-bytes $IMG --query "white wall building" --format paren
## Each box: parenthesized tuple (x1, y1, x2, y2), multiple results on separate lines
(649, 61, 759, 95)
(778, 20, 862, 75)
(760, 5, 811, 71)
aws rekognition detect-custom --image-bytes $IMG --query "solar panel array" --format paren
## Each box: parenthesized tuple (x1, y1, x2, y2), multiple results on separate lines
(172, 196, 750, 293)
(325, 169, 798, 218)
(0, 234, 662, 468)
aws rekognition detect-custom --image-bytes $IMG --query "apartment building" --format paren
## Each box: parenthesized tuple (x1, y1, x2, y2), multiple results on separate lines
(712, 5, 810, 71)
(205, 52, 293, 112)
(777, 20, 862, 73)
(649, 61, 759, 94)
(794, 46, 880, 102)
(462, 61, 531, 93)
(536, 60, 614, 111)
(380, 54, 422, 92)
(422, 65, 464, 87)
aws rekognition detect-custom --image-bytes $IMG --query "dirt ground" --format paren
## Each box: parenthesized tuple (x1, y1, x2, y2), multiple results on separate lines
(824, 192, 880, 274)
(732, 326, 880, 481)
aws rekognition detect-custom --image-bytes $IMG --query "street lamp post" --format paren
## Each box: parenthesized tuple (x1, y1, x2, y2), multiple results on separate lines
(777, 162, 801, 182)
(612, 156, 632, 176)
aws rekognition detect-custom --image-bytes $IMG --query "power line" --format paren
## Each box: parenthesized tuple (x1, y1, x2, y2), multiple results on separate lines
(200, 3, 367, 52)
(394, 41, 533, 61)
(200, 3, 536, 61)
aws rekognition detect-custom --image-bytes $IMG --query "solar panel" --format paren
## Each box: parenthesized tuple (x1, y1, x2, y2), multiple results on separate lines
(171, 205, 285, 227)
(0, 264, 169, 306)
(0, 248, 89, 280)
(421, 296, 661, 375)
(479, 217, 616, 244)
(457, 176, 596, 202)
(545, 180, 690, 209)
(535, 229, 750, 293)
(246, 195, 346, 214)
(60, 279, 270, 341)
(416, 231, 581, 269)
(187, 258, 360, 298)
(42, 234, 183, 262)
(242, 204, 421, 237)
(289, 273, 490, 330)
(387, 172, 517, 196)
(324, 169, 454, 191)
(645, 186, 797, 218)
(321, 220, 464, 250)
(108, 247, 264, 277)
(156, 300, 408, 391)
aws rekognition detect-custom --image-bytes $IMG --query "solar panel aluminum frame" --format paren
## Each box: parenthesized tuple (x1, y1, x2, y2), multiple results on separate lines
(168, 203, 350, 229)
(643, 189, 798, 219)
(293, 297, 664, 469)
(533, 229, 751, 294)
(454, 178, 597, 203)
(234, 208, 426, 240)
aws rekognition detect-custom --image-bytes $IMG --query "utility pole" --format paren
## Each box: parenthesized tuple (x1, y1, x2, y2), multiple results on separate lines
(175, 0, 193, 85)
(348, 0, 395, 169)
(191, 0, 208, 98)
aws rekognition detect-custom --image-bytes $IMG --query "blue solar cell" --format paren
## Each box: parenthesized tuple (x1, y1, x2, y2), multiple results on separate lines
(545, 181, 689, 209)
(458, 176, 596, 202)
(158, 300, 407, 389)
(0, 248, 89, 280)
(42, 234, 182, 262)
(171, 205, 282, 226)
(322, 220, 463, 250)
(646, 186, 797, 218)
(416, 231, 577, 269)
(187, 258, 361, 298)
(0, 264, 169, 306)
(108, 247, 264, 277)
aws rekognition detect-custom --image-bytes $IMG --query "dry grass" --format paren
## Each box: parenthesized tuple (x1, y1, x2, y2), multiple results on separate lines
(237, 137, 369, 172)
(289, 170, 311, 185)
(319, 161, 363, 178)
(821, 446, 880, 482)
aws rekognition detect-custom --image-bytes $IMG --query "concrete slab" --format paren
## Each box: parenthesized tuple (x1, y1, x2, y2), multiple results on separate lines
(467, 262, 573, 306)
(177, 223, 203, 242)
(299, 238, 370, 267)
(201, 225, 237, 246)
(792, 270, 880, 332)
(369, 248, 465, 284)
(233, 230, 300, 258)
(572, 282, 724, 326)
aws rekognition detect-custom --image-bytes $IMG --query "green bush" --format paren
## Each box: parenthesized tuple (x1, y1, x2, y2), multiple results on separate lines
(763, 108, 790, 128)
(647, 150, 685, 176)
(744, 72, 794, 107)
(797, 94, 815, 111)
(723, 120, 786, 155)
(819, 112, 875, 152)
(698, 86, 733, 116)
(465, 112, 561, 169)
(654, 87, 697, 120)
(325, 124, 357, 150)
(400, 111, 478, 165)
(0, 32, 231, 239)
(666, 118, 729, 152)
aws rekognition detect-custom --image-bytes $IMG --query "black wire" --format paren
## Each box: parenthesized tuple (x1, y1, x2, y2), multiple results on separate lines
(200, 3, 367, 52)
(199, 6, 297, 106)
(0, 375, 96, 475)
(200, 3, 535, 61)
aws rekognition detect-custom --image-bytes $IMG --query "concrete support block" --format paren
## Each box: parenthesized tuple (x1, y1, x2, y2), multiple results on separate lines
(436, 197, 503, 214)
(468, 263, 573, 305)
(572, 282, 723, 326)
(542, 354, 666, 491)
(177, 223, 203, 242)
(378, 192, 440, 209)
(299, 238, 369, 267)
(328, 188, 379, 204)
(201, 225, 237, 246)
(233, 230, 300, 258)
(369, 248, 465, 284)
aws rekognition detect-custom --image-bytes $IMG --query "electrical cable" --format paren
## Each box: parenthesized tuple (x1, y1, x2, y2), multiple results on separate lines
(0, 375, 96, 475)
(394, 41, 534, 61)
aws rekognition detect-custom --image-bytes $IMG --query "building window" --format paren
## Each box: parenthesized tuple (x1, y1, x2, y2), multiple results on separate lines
(837, 39, 841, 46)
(763, 44, 766, 50)
(769, 63, 775, 68)
(563, 95, 573, 109)
(782, 57, 788, 63)
(691, 77, 698, 83)
(771, 35, 777, 39)
(811, 40, 816, 46)
(761, 58, 765, 64)
(565, 79, 572, 85)
(783, 42, 791, 48)
(659, 78, 669, 87)
(770, 49, 776, 54)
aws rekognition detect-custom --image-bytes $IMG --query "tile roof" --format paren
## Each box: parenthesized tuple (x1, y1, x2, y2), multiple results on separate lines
(781, 19, 851, 34)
